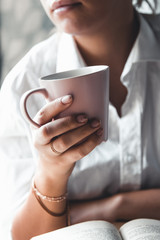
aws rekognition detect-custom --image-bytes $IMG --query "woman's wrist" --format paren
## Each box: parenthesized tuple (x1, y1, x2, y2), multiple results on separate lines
(34, 168, 68, 197)
(101, 193, 125, 222)
(110, 193, 129, 221)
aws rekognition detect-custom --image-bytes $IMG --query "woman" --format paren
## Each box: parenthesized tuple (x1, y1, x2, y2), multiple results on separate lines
(0, 0, 160, 239)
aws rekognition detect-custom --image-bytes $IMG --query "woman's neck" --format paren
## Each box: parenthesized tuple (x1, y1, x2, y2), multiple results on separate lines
(74, 5, 139, 72)
(73, 4, 139, 116)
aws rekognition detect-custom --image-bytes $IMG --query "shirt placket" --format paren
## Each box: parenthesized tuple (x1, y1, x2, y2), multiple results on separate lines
(119, 67, 144, 192)
(120, 107, 142, 191)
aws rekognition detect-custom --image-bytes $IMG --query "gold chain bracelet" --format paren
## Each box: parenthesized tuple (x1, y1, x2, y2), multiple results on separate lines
(32, 178, 67, 202)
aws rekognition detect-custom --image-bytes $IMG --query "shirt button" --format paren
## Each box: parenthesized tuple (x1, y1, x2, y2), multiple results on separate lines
(124, 153, 135, 163)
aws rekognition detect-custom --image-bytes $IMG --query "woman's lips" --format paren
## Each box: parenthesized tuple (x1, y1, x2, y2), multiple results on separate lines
(50, 0, 81, 12)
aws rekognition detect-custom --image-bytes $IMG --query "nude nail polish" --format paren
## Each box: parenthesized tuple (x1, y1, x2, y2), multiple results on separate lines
(61, 95, 73, 104)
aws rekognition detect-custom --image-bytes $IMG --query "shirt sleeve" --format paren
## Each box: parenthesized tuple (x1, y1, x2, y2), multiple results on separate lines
(0, 65, 39, 239)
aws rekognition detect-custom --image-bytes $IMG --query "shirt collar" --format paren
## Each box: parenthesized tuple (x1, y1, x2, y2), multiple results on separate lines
(56, 12, 160, 77)
(56, 32, 86, 72)
(121, 12, 160, 80)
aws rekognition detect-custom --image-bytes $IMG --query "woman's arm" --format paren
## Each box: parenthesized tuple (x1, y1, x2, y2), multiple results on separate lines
(12, 95, 102, 240)
(70, 189, 160, 224)
(116, 189, 160, 220)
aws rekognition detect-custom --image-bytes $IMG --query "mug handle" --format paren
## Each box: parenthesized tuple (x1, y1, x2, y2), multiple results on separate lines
(20, 87, 48, 128)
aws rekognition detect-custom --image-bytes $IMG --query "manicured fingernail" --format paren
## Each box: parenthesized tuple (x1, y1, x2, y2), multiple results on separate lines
(96, 128, 103, 136)
(91, 119, 101, 128)
(61, 95, 72, 104)
(76, 114, 88, 123)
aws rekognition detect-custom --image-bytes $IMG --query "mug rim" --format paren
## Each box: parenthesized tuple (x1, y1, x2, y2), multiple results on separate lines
(40, 65, 108, 81)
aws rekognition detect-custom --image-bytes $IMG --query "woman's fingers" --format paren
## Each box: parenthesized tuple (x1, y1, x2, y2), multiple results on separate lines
(62, 128, 103, 164)
(34, 114, 88, 145)
(33, 95, 73, 126)
(52, 119, 101, 153)
(35, 118, 102, 158)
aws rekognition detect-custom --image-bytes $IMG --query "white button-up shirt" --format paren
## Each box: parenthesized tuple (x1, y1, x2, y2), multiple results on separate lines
(0, 12, 160, 239)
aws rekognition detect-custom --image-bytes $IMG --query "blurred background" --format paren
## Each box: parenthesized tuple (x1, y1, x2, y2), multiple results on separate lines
(0, 0, 160, 86)
(0, 0, 53, 85)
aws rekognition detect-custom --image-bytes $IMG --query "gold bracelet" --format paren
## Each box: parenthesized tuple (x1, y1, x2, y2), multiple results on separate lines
(32, 188, 67, 217)
(32, 178, 67, 202)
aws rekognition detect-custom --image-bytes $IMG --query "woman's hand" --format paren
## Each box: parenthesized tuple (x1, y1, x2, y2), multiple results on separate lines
(31, 95, 102, 192)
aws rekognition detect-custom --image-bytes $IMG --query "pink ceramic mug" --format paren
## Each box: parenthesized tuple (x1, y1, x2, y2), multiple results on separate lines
(20, 65, 109, 141)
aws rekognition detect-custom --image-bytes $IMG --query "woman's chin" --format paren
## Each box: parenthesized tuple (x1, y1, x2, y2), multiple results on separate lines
(56, 21, 85, 36)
